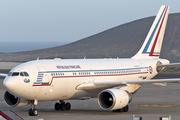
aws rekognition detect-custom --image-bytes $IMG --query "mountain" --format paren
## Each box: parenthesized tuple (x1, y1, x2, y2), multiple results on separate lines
(1, 13, 180, 62)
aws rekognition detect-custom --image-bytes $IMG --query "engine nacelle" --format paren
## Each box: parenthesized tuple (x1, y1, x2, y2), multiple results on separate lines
(4, 91, 30, 107)
(98, 89, 131, 110)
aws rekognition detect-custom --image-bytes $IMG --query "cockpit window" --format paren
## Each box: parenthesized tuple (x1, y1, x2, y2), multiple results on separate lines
(20, 72, 29, 76)
(12, 72, 19, 76)
(9, 71, 29, 76)
(23, 72, 29, 76)
(20, 72, 24, 76)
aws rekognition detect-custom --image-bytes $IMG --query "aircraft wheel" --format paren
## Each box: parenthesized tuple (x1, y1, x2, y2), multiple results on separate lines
(65, 102, 71, 110)
(32, 109, 38, 116)
(113, 110, 118, 112)
(113, 109, 123, 112)
(54, 103, 60, 110)
(123, 105, 129, 112)
(117, 109, 123, 112)
(28, 109, 38, 116)
(60, 103, 66, 111)
(28, 109, 33, 116)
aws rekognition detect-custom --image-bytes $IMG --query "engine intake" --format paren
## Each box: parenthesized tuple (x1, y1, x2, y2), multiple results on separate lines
(98, 89, 131, 110)
(4, 91, 30, 107)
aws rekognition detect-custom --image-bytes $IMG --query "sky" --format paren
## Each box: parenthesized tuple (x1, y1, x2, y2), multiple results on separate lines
(0, 0, 180, 44)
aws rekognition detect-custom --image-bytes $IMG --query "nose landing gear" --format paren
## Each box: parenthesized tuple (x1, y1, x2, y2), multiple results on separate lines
(28, 100, 38, 116)
(54, 100, 71, 111)
(28, 108, 38, 116)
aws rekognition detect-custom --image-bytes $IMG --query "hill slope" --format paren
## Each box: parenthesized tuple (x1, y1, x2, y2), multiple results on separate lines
(1, 13, 180, 62)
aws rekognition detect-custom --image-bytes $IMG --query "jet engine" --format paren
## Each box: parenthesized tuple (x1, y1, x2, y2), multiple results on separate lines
(4, 91, 30, 107)
(98, 89, 131, 110)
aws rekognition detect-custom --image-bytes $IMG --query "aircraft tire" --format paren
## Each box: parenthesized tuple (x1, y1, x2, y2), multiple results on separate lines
(65, 103, 71, 110)
(113, 110, 118, 112)
(117, 109, 123, 112)
(28, 109, 33, 116)
(54, 103, 60, 110)
(123, 105, 129, 112)
(113, 109, 123, 112)
(28, 109, 38, 116)
(32, 109, 38, 116)
(60, 103, 66, 111)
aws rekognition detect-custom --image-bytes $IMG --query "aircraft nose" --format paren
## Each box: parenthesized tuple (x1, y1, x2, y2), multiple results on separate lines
(3, 77, 15, 91)
(3, 77, 30, 98)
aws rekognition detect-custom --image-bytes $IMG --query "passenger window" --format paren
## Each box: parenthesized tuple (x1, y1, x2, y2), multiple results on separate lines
(12, 72, 19, 76)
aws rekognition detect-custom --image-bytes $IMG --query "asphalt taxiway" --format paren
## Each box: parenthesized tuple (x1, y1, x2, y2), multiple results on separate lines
(1, 74, 180, 120)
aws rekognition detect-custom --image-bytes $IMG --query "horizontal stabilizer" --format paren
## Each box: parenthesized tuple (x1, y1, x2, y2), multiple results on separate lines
(157, 63, 180, 68)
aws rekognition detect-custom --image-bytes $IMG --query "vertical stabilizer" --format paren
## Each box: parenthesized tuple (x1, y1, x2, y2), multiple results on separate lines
(132, 6, 170, 59)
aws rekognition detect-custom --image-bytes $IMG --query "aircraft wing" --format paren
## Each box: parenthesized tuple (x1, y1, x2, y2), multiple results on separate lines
(0, 73, 7, 77)
(76, 78, 180, 90)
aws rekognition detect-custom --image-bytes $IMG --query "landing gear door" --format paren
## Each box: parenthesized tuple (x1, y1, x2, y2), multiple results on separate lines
(37, 66, 49, 84)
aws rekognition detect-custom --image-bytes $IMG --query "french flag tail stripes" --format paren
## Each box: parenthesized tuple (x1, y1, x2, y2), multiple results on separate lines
(132, 6, 170, 59)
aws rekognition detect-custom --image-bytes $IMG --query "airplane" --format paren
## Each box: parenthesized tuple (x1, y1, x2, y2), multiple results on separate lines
(1, 5, 180, 116)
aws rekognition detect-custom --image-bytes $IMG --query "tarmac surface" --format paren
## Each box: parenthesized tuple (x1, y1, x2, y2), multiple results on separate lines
(0, 73, 180, 120)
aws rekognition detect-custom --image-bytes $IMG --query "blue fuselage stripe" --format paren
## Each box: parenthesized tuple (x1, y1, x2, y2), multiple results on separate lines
(38, 67, 148, 74)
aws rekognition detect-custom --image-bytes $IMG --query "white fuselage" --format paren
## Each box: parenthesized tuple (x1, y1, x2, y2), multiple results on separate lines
(3, 58, 169, 101)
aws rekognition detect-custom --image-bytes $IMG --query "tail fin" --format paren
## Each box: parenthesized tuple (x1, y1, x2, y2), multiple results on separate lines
(132, 6, 170, 59)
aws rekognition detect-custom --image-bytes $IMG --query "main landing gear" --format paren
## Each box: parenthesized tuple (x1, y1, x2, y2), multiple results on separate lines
(54, 100, 71, 111)
(112, 105, 129, 113)
(28, 100, 38, 116)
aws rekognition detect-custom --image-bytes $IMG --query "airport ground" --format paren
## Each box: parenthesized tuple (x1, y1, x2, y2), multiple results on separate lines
(0, 73, 180, 120)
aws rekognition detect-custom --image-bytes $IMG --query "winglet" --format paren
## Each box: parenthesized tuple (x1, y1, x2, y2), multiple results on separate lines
(132, 6, 170, 59)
